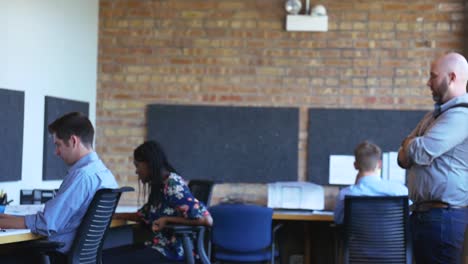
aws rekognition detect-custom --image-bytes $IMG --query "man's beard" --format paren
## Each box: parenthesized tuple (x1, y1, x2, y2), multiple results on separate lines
(432, 78, 449, 104)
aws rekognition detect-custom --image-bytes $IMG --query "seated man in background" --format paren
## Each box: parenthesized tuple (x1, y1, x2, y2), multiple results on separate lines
(0, 112, 118, 263)
(333, 141, 408, 224)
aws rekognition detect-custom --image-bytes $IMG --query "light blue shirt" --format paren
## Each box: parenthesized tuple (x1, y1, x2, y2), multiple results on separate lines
(24, 152, 118, 253)
(407, 93, 468, 206)
(333, 175, 409, 224)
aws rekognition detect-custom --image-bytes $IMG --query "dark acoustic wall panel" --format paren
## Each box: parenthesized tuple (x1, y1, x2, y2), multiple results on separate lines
(0, 88, 24, 182)
(307, 108, 427, 185)
(43, 96, 89, 180)
(147, 104, 299, 183)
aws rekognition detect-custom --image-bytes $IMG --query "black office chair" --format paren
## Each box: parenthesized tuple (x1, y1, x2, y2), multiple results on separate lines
(166, 179, 214, 264)
(343, 196, 411, 264)
(165, 225, 210, 264)
(188, 180, 214, 206)
(32, 186, 134, 264)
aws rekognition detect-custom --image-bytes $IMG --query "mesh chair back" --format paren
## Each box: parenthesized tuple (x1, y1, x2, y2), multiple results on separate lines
(210, 204, 273, 252)
(343, 196, 411, 264)
(68, 187, 133, 264)
(188, 180, 214, 206)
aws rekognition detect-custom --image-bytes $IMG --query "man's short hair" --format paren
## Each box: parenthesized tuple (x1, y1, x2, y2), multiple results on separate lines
(354, 141, 381, 171)
(48, 112, 94, 147)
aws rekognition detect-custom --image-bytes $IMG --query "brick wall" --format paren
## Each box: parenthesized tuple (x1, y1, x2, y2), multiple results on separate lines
(97, 0, 467, 204)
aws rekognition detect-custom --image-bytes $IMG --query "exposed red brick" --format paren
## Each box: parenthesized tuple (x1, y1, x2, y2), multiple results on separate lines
(97, 0, 467, 204)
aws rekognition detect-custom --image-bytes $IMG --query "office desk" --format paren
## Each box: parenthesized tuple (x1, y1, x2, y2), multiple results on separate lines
(273, 210, 334, 264)
(0, 219, 134, 245)
(0, 212, 331, 257)
(1, 210, 333, 263)
(0, 229, 41, 244)
(273, 210, 333, 221)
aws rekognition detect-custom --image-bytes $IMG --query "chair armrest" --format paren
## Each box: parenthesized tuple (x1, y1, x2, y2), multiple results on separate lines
(26, 239, 65, 253)
(270, 223, 283, 264)
(166, 224, 202, 233)
(166, 225, 210, 264)
(272, 223, 283, 242)
(273, 223, 283, 234)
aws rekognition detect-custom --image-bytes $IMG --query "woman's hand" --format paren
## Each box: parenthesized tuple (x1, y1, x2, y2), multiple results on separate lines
(151, 214, 212, 232)
(152, 217, 168, 232)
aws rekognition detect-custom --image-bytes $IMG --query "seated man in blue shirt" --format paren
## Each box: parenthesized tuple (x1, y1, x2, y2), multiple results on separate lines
(0, 112, 118, 261)
(333, 141, 408, 224)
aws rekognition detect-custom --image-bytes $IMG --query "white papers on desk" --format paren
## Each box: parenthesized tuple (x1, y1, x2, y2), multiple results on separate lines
(115, 205, 138, 213)
(329, 155, 357, 185)
(268, 182, 324, 210)
(0, 229, 32, 237)
(382, 152, 406, 184)
(4, 204, 44, 216)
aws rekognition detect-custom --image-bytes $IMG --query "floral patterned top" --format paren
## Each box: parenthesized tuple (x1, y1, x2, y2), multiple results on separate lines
(137, 173, 210, 260)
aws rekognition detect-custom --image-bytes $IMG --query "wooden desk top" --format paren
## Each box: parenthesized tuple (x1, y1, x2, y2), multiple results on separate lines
(0, 220, 136, 245)
(0, 212, 333, 245)
(0, 230, 41, 244)
(273, 210, 334, 221)
(110, 219, 135, 228)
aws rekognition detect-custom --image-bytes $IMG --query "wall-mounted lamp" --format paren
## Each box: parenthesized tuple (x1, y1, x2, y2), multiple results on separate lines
(285, 0, 328, 32)
(285, 0, 302, 15)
